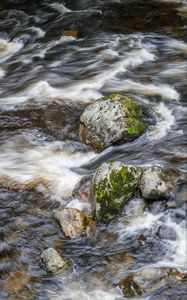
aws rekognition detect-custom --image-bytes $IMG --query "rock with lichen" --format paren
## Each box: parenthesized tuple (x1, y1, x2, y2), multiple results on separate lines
(91, 162, 142, 222)
(79, 94, 155, 151)
(119, 267, 185, 297)
(140, 166, 172, 200)
(53, 208, 96, 239)
(40, 248, 67, 275)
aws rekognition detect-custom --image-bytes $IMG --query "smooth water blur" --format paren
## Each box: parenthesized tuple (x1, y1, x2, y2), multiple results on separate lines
(0, 1, 186, 299)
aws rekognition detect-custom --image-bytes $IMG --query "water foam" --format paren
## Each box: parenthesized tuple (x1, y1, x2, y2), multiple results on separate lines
(0, 137, 96, 202)
(49, 2, 72, 13)
(105, 79, 180, 100)
(48, 281, 122, 300)
(0, 38, 23, 63)
(0, 67, 5, 78)
(149, 102, 176, 140)
(30, 27, 46, 38)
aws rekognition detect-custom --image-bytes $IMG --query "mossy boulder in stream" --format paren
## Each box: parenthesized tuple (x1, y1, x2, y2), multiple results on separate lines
(91, 162, 142, 222)
(79, 94, 154, 151)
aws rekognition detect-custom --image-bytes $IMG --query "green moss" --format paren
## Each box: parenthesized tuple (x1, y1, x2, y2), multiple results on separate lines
(93, 164, 142, 222)
(102, 94, 149, 139)
(121, 96, 148, 138)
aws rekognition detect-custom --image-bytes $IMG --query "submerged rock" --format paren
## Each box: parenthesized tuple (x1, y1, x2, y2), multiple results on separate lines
(40, 248, 67, 275)
(62, 30, 78, 38)
(79, 94, 154, 151)
(156, 224, 177, 241)
(53, 208, 95, 239)
(119, 267, 185, 297)
(91, 162, 142, 222)
(4, 269, 30, 292)
(0, 175, 49, 191)
(140, 166, 171, 200)
(72, 176, 92, 203)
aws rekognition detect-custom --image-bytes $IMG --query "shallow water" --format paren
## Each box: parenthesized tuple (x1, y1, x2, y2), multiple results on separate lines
(0, 1, 187, 299)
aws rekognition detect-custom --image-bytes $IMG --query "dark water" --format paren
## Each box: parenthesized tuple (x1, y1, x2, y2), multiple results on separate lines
(0, 1, 187, 299)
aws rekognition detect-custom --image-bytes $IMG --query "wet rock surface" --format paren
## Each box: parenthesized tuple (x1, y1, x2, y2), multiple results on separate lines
(80, 94, 154, 151)
(72, 176, 92, 203)
(53, 208, 96, 239)
(0, 100, 86, 141)
(65, 0, 187, 40)
(91, 162, 142, 222)
(40, 247, 67, 275)
(156, 224, 177, 241)
(140, 166, 172, 200)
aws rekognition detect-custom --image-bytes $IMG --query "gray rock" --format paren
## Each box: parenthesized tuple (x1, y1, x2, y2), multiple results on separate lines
(156, 224, 177, 240)
(91, 161, 142, 222)
(140, 166, 171, 200)
(79, 94, 154, 151)
(40, 248, 67, 275)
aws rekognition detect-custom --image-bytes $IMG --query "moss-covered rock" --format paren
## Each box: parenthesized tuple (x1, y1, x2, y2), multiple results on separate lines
(91, 162, 142, 222)
(79, 94, 155, 151)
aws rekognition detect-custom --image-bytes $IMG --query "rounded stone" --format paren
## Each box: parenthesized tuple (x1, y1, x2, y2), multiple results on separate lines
(156, 224, 177, 241)
(79, 94, 154, 151)
(140, 166, 171, 200)
(53, 208, 95, 239)
(40, 248, 67, 275)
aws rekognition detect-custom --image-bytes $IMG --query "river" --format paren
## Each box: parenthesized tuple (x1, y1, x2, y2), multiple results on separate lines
(0, 0, 186, 299)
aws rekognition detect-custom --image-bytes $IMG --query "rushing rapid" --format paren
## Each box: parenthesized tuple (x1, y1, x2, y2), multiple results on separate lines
(0, 1, 186, 300)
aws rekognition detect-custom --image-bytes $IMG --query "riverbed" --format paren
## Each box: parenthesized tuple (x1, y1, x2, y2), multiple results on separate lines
(0, 1, 186, 299)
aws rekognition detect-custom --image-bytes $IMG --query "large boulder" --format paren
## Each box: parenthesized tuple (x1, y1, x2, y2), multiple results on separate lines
(40, 248, 67, 275)
(119, 267, 185, 297)
(91, 162, 142, 222)
(53, 208, 96, 239)
(140, 166, 171, 200)
(79, 94, 154, 151)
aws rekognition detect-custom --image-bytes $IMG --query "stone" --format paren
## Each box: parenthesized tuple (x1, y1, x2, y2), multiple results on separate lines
(72, 176, 91, 202)
(53, 208, 95, 239)
(140, 166, 171, 200)
(40, 248, 67, 275)
(119, 267, 185, 297)
(156, 224, 177, 241)
(91, 162, 142, 222)
(79, 94, 155, 151)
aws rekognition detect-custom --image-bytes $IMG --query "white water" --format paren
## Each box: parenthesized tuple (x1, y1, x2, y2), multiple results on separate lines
(0, 136, 96, 202)
(0, 4, 186, 298)
(0, 38, 23, 63)
(149, 102, 176, 140)
(115, 201, 187, 273)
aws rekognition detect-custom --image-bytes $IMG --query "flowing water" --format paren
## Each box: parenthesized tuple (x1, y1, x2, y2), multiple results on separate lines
(0, 0, 187, 299)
